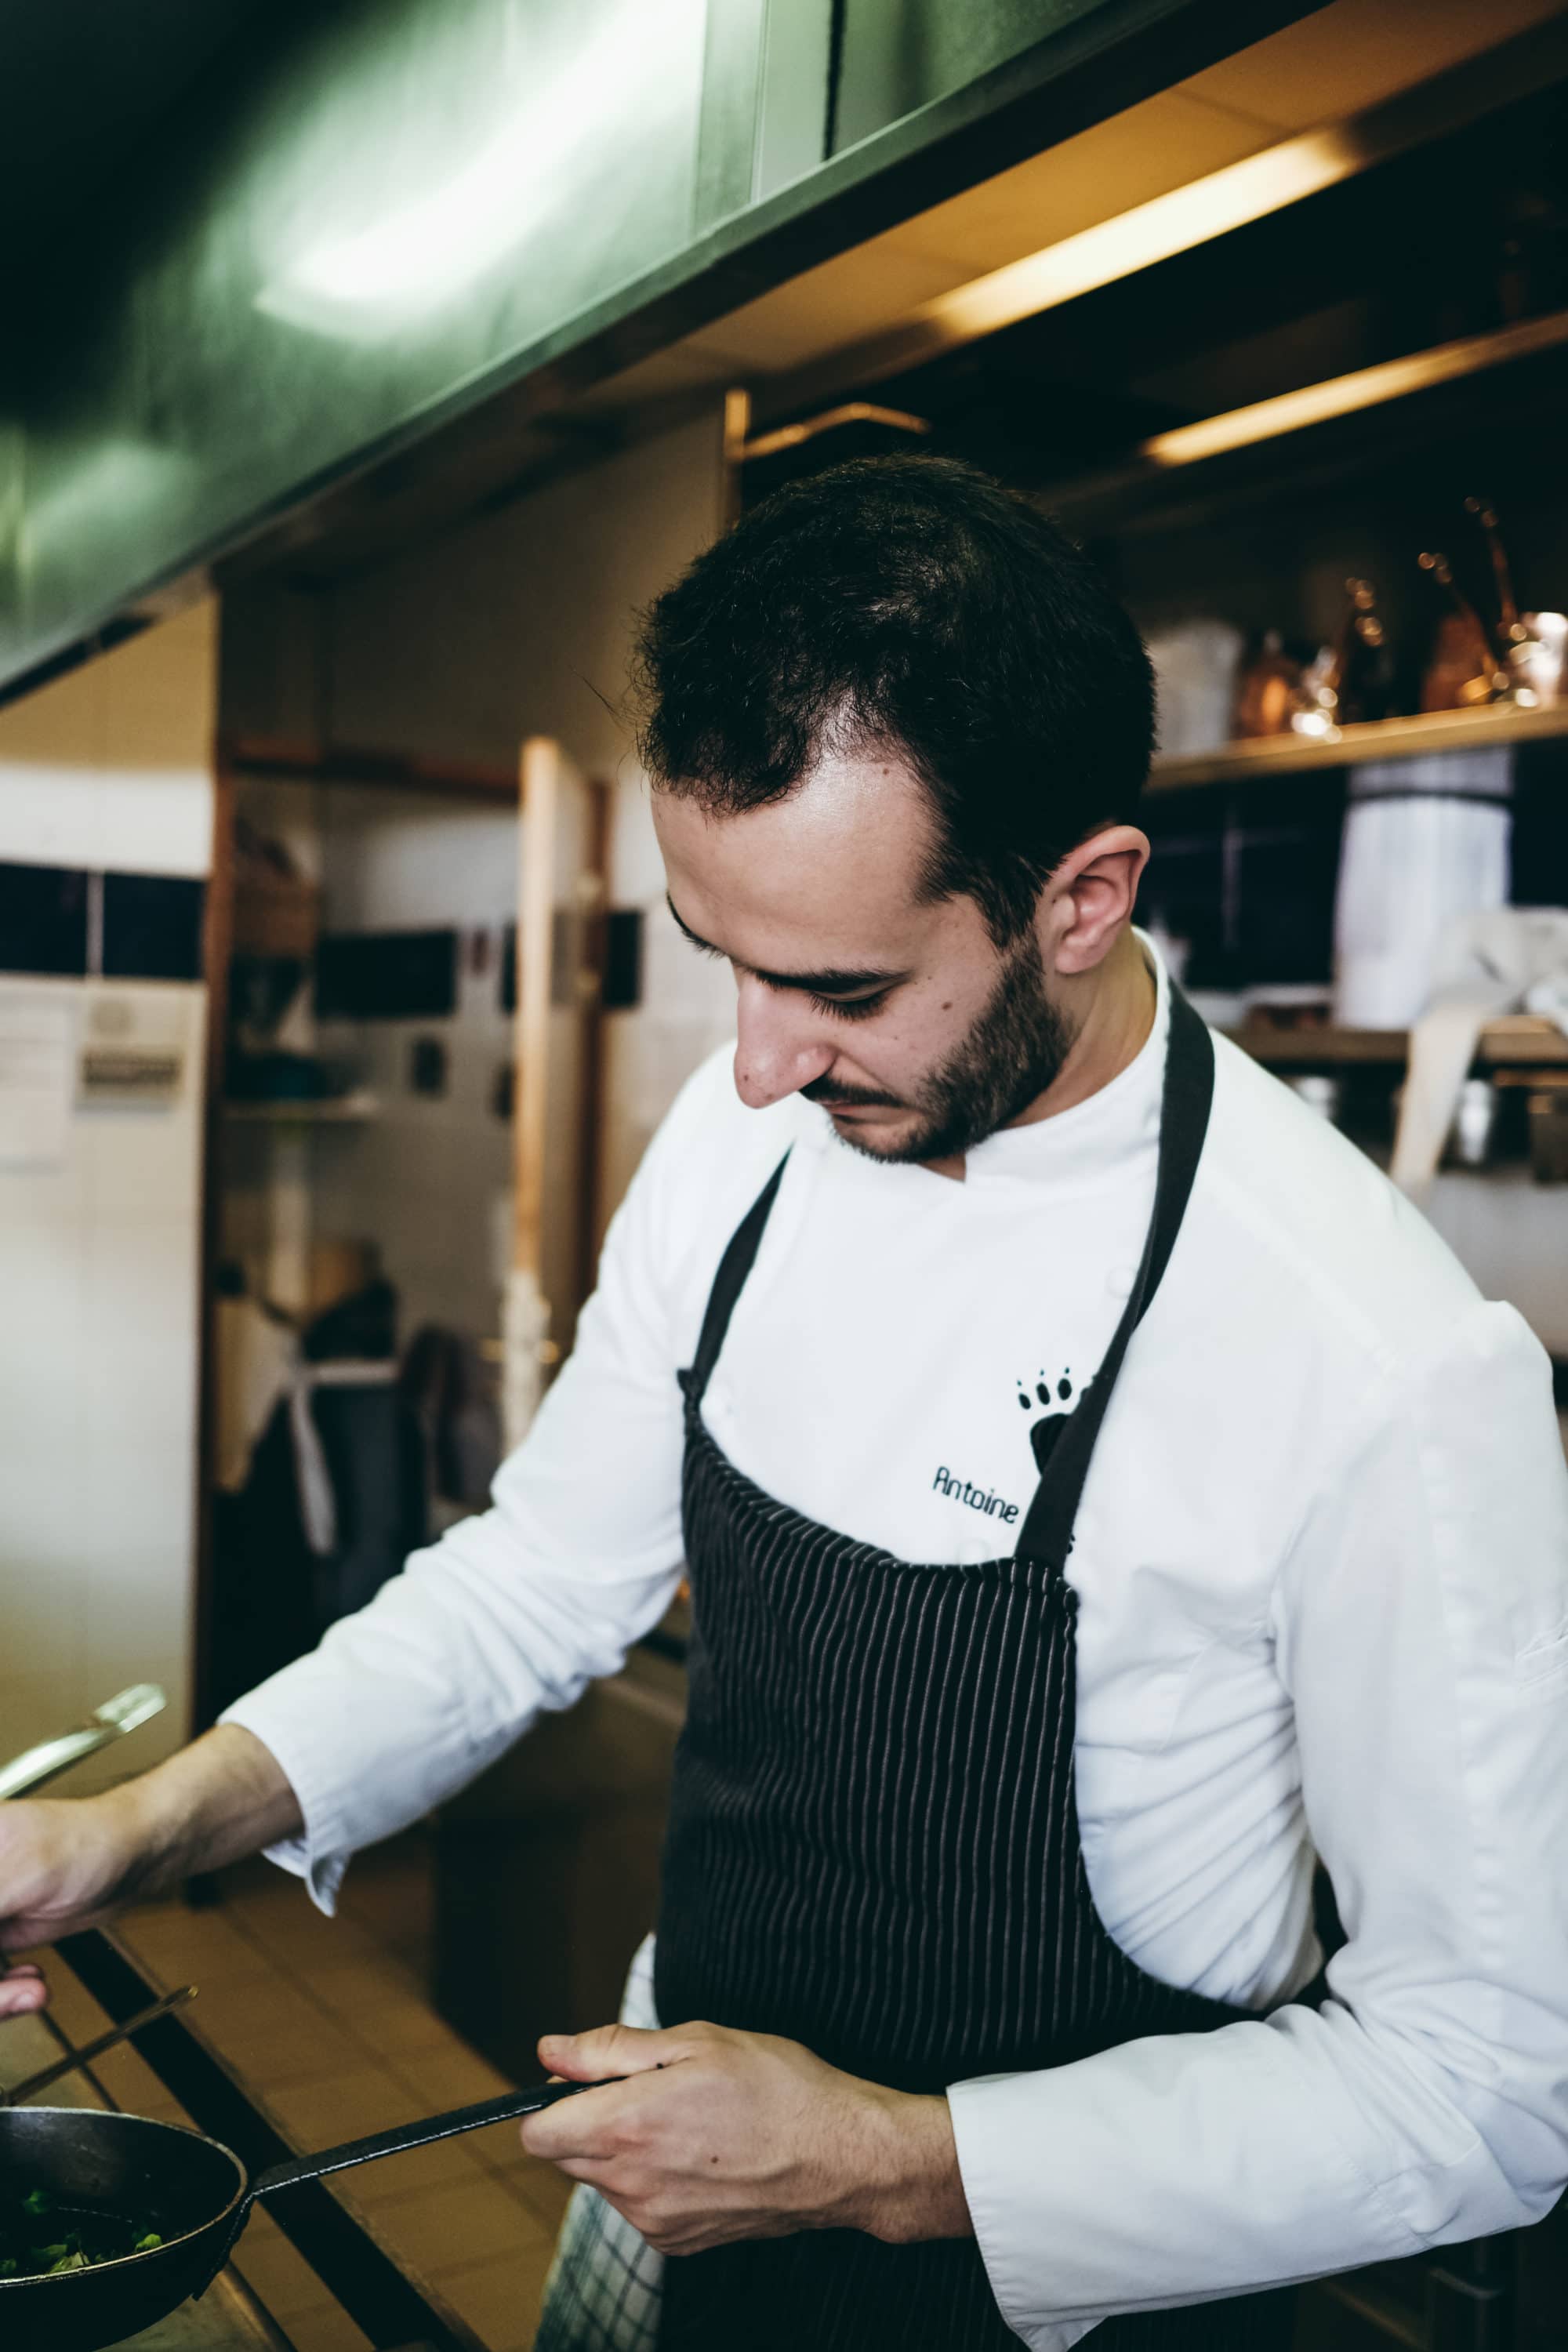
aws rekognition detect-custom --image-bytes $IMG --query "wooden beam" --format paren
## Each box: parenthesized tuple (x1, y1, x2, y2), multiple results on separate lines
(191, 758, 236, 1735)
(514, 737, 559, 1285)
(221, 732, 516, 800)
(750, 13, 1568, 426)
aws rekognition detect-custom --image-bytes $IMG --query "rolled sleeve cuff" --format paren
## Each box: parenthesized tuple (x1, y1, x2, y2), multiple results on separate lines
(219, 1690, 358, 1916)
(949, 2074, 1098, 2352)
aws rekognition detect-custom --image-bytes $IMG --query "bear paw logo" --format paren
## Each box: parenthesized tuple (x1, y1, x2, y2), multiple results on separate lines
(1016, 1368, 1087, 1472)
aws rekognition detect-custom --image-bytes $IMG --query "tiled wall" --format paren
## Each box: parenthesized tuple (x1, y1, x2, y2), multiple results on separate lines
(0, 602, 216, 1784)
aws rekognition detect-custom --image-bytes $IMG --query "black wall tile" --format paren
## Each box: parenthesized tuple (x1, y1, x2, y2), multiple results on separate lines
(604, 907, 644, 1010)
(0, 861, 89, 975)
(315, 930, 458, 1020)
(103, 872, 205, 980)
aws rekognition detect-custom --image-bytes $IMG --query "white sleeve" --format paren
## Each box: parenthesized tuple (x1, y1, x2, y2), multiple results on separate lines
(948, 1301, 1568, 2349)
(220, 1086, 702, 1911)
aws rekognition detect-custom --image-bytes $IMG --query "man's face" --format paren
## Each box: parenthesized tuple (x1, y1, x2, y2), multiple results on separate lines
(652, 750, 1073, 1165)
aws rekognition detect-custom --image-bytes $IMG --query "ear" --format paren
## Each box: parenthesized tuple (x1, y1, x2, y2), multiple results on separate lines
(1039, 825, 1149, 977)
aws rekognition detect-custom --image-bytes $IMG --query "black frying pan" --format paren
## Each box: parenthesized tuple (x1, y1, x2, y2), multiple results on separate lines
(0, 2077, 590, 2351)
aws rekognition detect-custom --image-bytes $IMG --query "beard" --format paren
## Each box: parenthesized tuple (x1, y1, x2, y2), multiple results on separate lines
(807, 930, 1073, 1165)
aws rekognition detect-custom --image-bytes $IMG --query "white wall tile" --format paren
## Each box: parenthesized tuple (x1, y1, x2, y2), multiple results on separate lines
(0, 608, 213, 1748)
(0, 1221, 85, 1454)
(0, 760, 212, 876)
(89, 767, 214, 878)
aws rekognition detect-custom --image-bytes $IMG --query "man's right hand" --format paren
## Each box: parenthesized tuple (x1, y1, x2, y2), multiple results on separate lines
(0, 1792, 135, 2014)
(0, 1726, 303, 2017)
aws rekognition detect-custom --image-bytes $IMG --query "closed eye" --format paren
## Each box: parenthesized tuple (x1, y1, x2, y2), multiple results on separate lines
(666, 895, 905, 1009)
(808, 990, 887, 1022)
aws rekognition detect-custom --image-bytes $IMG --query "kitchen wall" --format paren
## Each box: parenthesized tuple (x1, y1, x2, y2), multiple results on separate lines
(221, 773, 518, 1345)
(0, 601, 216, 1782)
(223, 408, 739, 1265)
(326, 407, 739, 1231)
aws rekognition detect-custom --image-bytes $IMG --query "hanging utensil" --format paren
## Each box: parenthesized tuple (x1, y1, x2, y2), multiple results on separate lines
(0, 2074, 598, 2351)
(1463, 496, 1522, 641)
(0, 1690, 167, 1805)
(0, 1987, 197, 2111)
(1417, 553, 1507, 701)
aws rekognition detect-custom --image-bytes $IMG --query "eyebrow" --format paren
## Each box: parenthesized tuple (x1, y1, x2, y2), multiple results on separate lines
(666, 895, 908, 996)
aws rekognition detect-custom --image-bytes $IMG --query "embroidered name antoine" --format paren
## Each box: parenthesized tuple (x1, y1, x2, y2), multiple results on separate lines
(932, 1466, 1020, 1523)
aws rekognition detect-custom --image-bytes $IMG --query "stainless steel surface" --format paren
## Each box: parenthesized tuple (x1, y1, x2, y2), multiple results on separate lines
(0, 1690, 168, 1803)
(1447, 1079, 1500, 1168)
(1, 0, 1316, 691)
(2, 1987, 198, 2110)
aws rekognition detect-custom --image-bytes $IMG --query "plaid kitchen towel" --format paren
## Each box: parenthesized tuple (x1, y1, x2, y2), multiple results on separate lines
(533, 1936, 664, 2352)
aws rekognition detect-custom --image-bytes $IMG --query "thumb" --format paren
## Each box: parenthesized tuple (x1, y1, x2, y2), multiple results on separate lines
(537, 2022, 681, 2082)
(0, 1964, 48, 2020)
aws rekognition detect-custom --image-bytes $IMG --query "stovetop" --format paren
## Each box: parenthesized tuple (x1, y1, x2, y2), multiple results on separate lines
(0, 2009, 293, 2352)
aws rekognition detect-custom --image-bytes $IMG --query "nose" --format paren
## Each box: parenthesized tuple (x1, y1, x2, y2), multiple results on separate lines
(732, 975, 837, 1109)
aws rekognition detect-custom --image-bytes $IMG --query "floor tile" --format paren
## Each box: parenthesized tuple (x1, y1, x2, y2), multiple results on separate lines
(336, 2169, 550, 2277)
(331, 2135, 500, 2212)
(264, 2300, 373, 2352)
(382, 2038, 515, 2109)
(232, 2209, 339, 2321)
(263, 2063, 427, 2146)
(176, 1972, 366, 2088)
(116, 1899, 277, 1985)
(85, 2039, 190, 2124)
(38, 1968, 114, 2045)
(481, 2147, 576, 2234)
(324, 1979, 470, 2063)
(427, 2243, 557, 2352)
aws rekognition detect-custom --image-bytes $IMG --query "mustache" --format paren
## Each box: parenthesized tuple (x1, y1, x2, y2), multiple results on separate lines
(800, 1075, 906, 1111)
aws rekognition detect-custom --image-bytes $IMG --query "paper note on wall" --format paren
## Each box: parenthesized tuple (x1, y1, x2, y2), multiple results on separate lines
(0, 994, 73, 1167)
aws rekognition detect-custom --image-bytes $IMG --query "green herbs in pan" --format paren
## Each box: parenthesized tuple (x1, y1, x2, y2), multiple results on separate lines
(0, 2185, 162, 2278)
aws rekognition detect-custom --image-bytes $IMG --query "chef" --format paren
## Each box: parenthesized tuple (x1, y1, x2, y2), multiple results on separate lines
(4, 456, 1568, 2351)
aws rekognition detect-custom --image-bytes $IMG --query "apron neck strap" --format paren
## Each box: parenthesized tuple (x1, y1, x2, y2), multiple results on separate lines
(682, 987, 1216, 1534)
(685, 1149, 792, 1407)
(1014, 985, 1215, 1570)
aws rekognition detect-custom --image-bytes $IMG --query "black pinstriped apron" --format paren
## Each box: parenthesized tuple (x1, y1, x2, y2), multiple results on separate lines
(653, 989, 1298, 2350)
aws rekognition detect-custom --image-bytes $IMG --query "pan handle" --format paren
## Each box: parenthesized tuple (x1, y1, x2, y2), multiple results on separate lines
(198, 2078, 598, 2292)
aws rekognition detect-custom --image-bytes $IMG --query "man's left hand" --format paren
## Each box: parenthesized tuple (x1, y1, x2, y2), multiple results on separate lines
(519, 2020, 972, 2256)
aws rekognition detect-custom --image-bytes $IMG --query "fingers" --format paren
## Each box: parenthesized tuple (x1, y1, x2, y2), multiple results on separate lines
(0, 1964, 48, 2019)
(537, 2022, 688, 2083)
(521, 2020, 720, 2165)
(520, 2078, 632, 2164)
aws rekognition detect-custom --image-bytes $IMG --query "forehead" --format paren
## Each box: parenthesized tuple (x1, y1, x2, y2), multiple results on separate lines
(652, 750, 938, 951)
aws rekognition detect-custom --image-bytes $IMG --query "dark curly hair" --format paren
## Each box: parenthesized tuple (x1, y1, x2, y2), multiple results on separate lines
(632, 453, 1153, 943)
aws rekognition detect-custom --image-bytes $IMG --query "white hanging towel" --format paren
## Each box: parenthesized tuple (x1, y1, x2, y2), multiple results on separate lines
(1390, 906, 1568, 1196)
(1333, 753, 1513, 1031)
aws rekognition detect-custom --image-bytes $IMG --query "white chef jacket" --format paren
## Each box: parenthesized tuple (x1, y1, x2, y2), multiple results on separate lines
(225, 942, 1568, 2349)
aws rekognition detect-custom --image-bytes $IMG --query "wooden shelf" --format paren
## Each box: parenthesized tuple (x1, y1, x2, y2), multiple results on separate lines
(1048, 303, 1568, 540)
(1150, 699, 1568, 793)
(221, 1091, 380, 1123)
(223, 733, 515, 800)
(1230, 1018, 1568, 1069)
